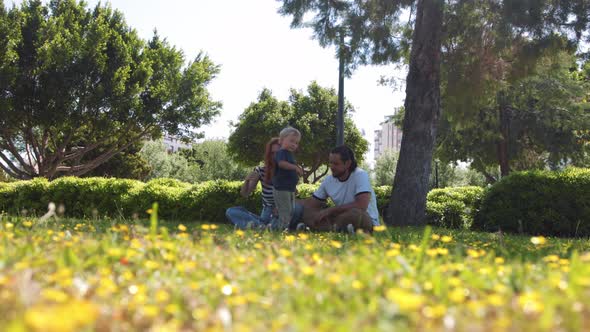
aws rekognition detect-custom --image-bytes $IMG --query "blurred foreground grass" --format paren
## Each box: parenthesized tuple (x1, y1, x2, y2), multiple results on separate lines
(0, 212, 589, 331)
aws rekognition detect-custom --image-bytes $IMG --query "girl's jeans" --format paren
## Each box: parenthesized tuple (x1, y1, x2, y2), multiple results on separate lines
(225, 205, 277, 229)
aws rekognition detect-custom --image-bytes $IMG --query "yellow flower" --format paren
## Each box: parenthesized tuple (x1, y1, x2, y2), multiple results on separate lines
(487, 294, 505, 307)
(441, 235, 453, 243)
(25, 301, 98, 332)
(228, 295, 247, 306)
(373, 225, 387, 232)
(352, 280, 364, 290)
(235, 230, 245, 237)
(519, 292, 544, 314)
(530, 236, 547, 245)
(107, 248, 123, 258)
(142, 305, 159, 318)
(448, 288, 467, 304)
(298, 233, 309, 240)
(23, 220, 33, 227)
(422, 304, 446, 318)
(312, 253, 323, 264)
(448, 277, 462, 287)
(40, 289, 69, 303)
(165, 303, 180, 315)
(495, 257, 505, 264)
(467, 249, 483, 258)
(279, 248, 292, 257)
(431, 234, 440, 240)
(386, 249, 400, 257)
(156, 290, 170, 303)
(328, 273, 342, 284)
(330, 240, 342, 249)
(301, 266, 315, 276)
(386, 288, 425, 311)
(144, 260, 160, 270)
(178, 224, 187, 232)
(426, 249, 439, 257)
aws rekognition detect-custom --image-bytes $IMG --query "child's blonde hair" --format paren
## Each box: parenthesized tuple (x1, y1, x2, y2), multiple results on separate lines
(279, 127, 301, 139)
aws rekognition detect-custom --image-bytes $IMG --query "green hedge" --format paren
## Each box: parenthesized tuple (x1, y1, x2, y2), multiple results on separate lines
(473, 168, 590, 237)
(426, 186, 484, 229)
(0, 177, 481, 225)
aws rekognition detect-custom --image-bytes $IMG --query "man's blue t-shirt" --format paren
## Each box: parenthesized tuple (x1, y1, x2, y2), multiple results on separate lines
(272, 149, 298, 192)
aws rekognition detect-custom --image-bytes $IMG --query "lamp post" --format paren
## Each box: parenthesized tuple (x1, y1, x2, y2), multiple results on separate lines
(336, 33, 345, 146)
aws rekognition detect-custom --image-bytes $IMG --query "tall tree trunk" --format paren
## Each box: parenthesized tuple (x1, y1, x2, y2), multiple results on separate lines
(385, 0, 443, 226)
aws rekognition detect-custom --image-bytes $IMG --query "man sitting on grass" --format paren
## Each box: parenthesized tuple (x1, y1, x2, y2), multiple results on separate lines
(291, 145, 380, 233)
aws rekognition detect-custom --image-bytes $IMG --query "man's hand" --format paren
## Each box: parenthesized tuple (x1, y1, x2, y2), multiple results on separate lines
(317, 207, 335, 222)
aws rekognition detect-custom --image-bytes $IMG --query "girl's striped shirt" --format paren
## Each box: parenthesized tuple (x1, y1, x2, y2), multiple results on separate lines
(255, 166, 275, 207)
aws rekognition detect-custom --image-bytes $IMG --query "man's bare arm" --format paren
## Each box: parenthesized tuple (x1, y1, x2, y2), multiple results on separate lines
(317, 193, 371, 220)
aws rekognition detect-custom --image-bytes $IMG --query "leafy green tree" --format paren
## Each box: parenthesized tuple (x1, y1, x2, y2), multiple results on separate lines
(181, 139, 250, 182)
(228, 82, 368, 183)
(438, 51, 590, 181)
(0, 0, 221, 179)
(140, 140, 197, 183)
(437, 0, 590, 179)
(374, 150, 398, 187)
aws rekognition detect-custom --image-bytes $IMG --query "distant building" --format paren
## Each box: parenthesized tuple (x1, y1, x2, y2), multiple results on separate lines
(162, 135, 192, 153)
(374, 113, 403, 160)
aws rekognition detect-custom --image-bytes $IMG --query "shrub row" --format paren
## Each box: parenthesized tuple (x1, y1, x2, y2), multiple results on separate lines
(426, 186, 484, 229)
(473, 168, 590, 237)
(0, 177, 481, 226)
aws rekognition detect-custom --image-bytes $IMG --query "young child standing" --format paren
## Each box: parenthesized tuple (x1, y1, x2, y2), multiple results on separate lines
(272, 127, 303, 230)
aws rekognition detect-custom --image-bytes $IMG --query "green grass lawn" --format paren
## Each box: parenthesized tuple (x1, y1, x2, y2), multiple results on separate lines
(1, 211, 589, 331)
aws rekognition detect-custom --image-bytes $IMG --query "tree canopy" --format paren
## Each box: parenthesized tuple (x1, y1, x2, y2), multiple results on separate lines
(0, 0, 221, 179)
(228, 81, 368, 183)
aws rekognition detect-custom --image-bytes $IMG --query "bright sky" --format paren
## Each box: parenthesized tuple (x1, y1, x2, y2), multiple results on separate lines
(11, 0, 407, 161)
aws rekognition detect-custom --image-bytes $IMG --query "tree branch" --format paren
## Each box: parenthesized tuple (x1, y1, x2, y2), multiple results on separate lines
(54, 125, 153, 177)
(60, 122, 137, 163)
(24, 125, 42, 166)
(0, 132, 37, 175)
(0, 151, 31, 179)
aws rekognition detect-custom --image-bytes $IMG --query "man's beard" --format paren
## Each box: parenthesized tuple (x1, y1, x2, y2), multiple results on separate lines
(331, 169, 344, 178)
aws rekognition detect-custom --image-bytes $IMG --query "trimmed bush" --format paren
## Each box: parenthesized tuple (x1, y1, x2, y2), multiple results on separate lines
(374, 186, 393, 216)
(473, 168, 590, 237)
(426, 186, 484, 229)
